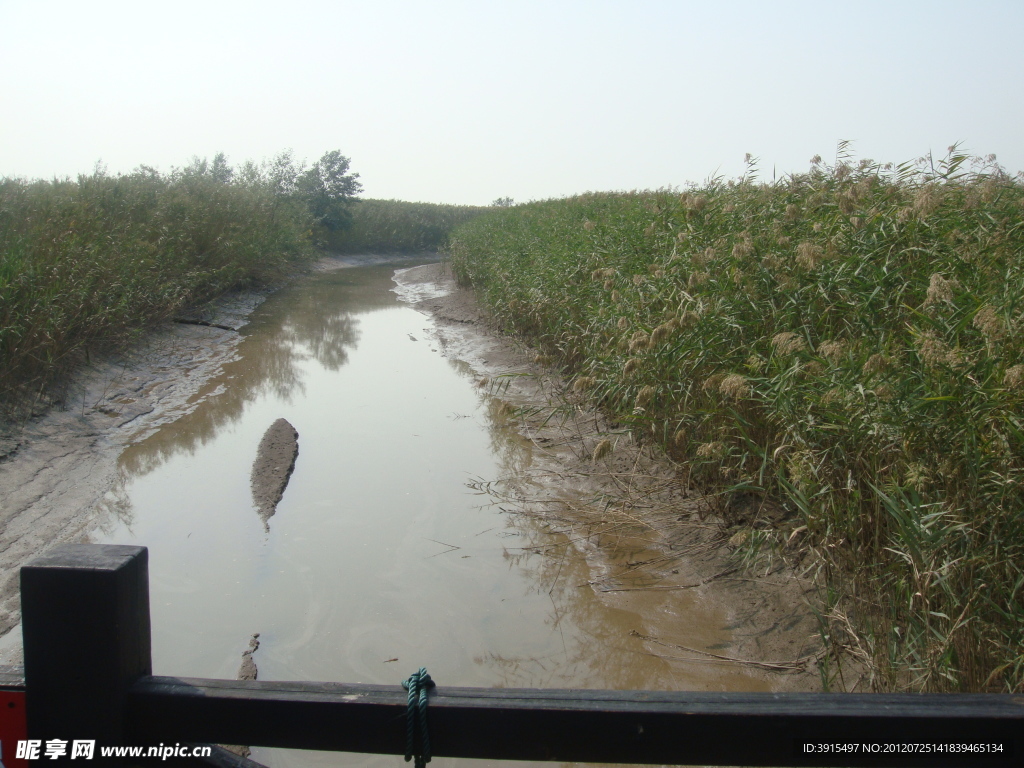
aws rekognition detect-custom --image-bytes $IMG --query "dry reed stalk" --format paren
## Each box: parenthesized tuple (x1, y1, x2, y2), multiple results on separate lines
(630, 630, 816, 672)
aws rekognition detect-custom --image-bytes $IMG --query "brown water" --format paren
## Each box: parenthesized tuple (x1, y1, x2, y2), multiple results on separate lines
(90, 262, 763, 767)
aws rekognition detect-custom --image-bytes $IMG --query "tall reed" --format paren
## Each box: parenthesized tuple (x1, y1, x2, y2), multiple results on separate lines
(448, 147, 1024, 693)
(0, 157, 317, 411)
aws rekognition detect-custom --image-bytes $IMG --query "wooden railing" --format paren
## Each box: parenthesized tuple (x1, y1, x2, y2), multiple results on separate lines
(14, 544, 1024, 766)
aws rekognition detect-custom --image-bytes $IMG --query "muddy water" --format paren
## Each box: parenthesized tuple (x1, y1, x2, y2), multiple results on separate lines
(90, 261, 762, 767)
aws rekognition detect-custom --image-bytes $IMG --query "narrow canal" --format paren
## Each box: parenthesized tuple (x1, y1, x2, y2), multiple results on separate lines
(89, 260, 764, 767)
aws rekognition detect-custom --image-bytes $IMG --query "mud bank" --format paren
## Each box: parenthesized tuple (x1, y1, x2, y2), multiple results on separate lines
(0, 295, 261, 651)
(251, 418, 299, 531)
(396, 262, 825, 692)
(0, 254, 407, 660)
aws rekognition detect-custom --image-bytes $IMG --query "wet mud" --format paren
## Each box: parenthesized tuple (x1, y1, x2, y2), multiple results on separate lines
(396, 262, 824, 692)
(251, 418, 299, 531)
(0, 257, 386, 652)
(0, 291, 266, 649)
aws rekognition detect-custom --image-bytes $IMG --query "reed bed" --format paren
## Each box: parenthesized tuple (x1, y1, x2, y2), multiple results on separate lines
(328, 198, 489, 253)
(0, 159, 317, 412)
(448, 147, 1024, 693)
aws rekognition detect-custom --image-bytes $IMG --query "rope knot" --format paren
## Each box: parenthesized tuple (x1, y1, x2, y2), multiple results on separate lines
(401, 667, 435, 768)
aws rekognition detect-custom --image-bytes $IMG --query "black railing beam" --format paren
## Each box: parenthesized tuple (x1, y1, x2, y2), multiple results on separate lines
(127, 676, 1024, 767)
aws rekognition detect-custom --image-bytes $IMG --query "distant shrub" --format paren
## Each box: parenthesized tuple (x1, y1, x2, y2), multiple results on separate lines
(328, 198, 489, 254)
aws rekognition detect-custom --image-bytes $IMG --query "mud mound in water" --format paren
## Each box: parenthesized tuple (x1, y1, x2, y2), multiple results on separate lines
(251, 418, 299, 530)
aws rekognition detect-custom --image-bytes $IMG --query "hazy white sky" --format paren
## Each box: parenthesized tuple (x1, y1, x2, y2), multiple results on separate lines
(2, 0, 1021, 204)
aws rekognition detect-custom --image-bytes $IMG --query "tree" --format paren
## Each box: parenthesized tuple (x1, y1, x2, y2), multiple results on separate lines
(264, 150, 301, 198)
(297, 150, 362, 231)
(210, 152, 233, 183)
(180, 153, 234, 183)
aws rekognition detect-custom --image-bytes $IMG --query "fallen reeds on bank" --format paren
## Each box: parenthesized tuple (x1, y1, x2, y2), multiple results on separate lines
(448, 146, 1024, 693)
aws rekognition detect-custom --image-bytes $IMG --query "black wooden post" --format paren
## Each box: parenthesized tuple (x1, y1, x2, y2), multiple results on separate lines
(21, 544, 151, 760)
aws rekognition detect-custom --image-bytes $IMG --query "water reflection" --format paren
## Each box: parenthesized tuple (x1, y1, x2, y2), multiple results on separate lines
(117, 266, 407, 481)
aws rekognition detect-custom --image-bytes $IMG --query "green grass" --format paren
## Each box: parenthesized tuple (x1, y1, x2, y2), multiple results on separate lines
(0, 160, 317, 411)
(327, 198, 489, 254)
(447, 147, 1024, 693)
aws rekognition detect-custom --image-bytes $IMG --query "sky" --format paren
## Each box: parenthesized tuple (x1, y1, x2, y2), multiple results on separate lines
(1, 0, 1022, 205)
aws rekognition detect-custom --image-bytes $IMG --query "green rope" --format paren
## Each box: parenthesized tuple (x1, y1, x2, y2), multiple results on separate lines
(401, 668, 435, 768)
